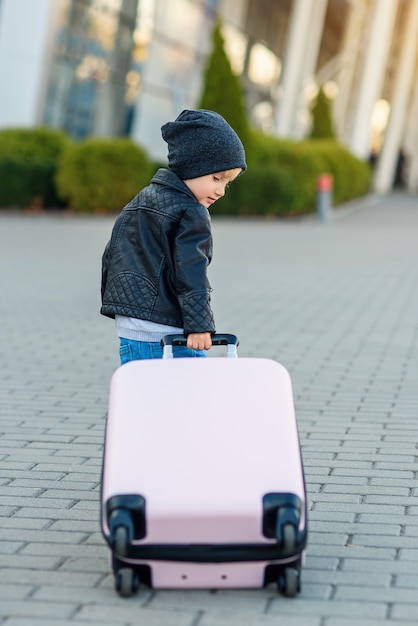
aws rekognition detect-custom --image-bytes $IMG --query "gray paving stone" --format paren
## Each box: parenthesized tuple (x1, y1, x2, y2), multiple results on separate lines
(324, 617, 414, 626)
(349, 534, 418, 549)
(59, 556, 109, 572)
(13, 507, 99, 522)
(0, 599, 75, 619)
(341, 559, 418, 575)
(0, 616, 121, 626)
(267, 598, 388, 619)
(199, 612, 322, 626)
(0, 486, 44, 498)
(321, 485, 411, 497)
(32, 463, 99, 473)
(2, 494, 74, 509)
(404, 505, 418, 516)
(0, 554, 63, 570)
(0, 568, 102, 587)
(38, 489, 98, 501)
(19, 543, 105, 558)
(2, 529, 88, 545)
(394, 574, 418, 589)
(0, 517, 49, 531)
(397, 549, 418, 561)
(0, 541, 24, 554)
(33, 584, 154, 608)
(10, 479, 97, 491)
(0, 583, 34, 600)
(309, 521, 401, 536)
(334, 585, 418, 603)
(76, 605, 199, 625)
(363, 495, 418, 507)
(304, 555, 340, 571)
(303, 570, 391, 587)
(0, 506, 20, 517)
(69, 499, 101, 511)
(308, 545, 397, 560)
(150, 589, 271, 613)
(48, 520, 99, 533)
(313, 502, 406, 515)
(308, 532, 349, 546)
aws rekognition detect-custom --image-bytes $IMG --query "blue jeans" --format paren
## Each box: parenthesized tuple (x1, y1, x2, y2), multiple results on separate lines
(119, 338, 207, 364)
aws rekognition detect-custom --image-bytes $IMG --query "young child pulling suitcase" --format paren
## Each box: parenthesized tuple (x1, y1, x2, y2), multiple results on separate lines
(100, 110, 307, 599)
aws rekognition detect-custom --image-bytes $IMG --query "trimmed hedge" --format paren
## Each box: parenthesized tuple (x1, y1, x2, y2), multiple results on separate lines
(214, 163, 295, 217)
(214, 132, 372, 217)
(0, 126, 371, 216)
(55, 137, 153, 213)
(0, 127, 71, 209)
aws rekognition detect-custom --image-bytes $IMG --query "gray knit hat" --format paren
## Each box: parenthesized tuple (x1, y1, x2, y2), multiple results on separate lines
(161, 109, 247, 180)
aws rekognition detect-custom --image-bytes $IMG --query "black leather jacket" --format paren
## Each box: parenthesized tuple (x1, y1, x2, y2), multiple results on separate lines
(100, 169, 215, 335)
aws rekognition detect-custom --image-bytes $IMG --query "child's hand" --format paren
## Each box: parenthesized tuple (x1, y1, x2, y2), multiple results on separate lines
(187, 332, 212, 351)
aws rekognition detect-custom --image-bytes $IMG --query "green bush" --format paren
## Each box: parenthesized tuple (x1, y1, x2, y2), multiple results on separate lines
(217, 164, 296, 217)
(211, 132, 371, 217)
(0, 127, 71, 209)
(56, 137, 153, 213)
(0, 124, 370, 217)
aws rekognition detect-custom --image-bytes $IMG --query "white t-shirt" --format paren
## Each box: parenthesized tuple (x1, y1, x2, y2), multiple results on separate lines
(115, 315, 183, 342)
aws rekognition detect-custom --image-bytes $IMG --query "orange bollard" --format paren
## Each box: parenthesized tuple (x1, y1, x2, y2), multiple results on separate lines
(316, 173, 333, 222)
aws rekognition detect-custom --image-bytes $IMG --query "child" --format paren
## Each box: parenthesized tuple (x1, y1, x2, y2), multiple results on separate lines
(100, 109, 246, 363)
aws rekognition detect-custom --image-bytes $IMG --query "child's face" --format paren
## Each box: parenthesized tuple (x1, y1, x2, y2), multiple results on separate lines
(184, 168, 241, 209)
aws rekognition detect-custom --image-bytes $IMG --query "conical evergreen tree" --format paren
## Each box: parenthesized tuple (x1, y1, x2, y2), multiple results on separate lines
(310, 86, 336, 139)
(198, 16, 250, 153)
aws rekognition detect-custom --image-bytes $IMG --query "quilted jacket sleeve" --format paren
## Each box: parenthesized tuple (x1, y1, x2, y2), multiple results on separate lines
(100, 240, 112, 315)
(173, 205, 215, 335)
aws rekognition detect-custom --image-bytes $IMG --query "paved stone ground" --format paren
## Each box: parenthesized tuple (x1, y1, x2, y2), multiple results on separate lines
(0, 192, 418, 625)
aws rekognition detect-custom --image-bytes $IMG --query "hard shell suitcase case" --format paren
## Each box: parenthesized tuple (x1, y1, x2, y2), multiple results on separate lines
(101, 334, 307, 597)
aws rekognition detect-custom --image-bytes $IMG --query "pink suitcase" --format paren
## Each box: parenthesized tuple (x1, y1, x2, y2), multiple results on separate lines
(101, 334, 307, 597)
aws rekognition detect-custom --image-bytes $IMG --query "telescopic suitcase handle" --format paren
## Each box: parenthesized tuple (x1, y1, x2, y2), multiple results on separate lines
(161, 333, 239, 359)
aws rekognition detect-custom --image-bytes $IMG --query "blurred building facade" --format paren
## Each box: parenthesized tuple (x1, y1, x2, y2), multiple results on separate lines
(0, 0, 417, 193)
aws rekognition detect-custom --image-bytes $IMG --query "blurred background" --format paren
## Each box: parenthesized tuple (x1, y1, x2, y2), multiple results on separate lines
(0, 0, 417, 212)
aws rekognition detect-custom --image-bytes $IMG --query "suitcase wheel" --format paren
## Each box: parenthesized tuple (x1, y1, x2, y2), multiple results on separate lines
(262, 493, 302, 551)
(279, 522, 297, 553)
(115, 567, 139, 598)
(114, 525, 130, 556)
(277, 567, 301, 598)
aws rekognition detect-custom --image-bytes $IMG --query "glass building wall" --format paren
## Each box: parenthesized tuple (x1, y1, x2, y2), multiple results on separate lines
(43, 0, 150, 140)
(41, 0, 344, 145)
